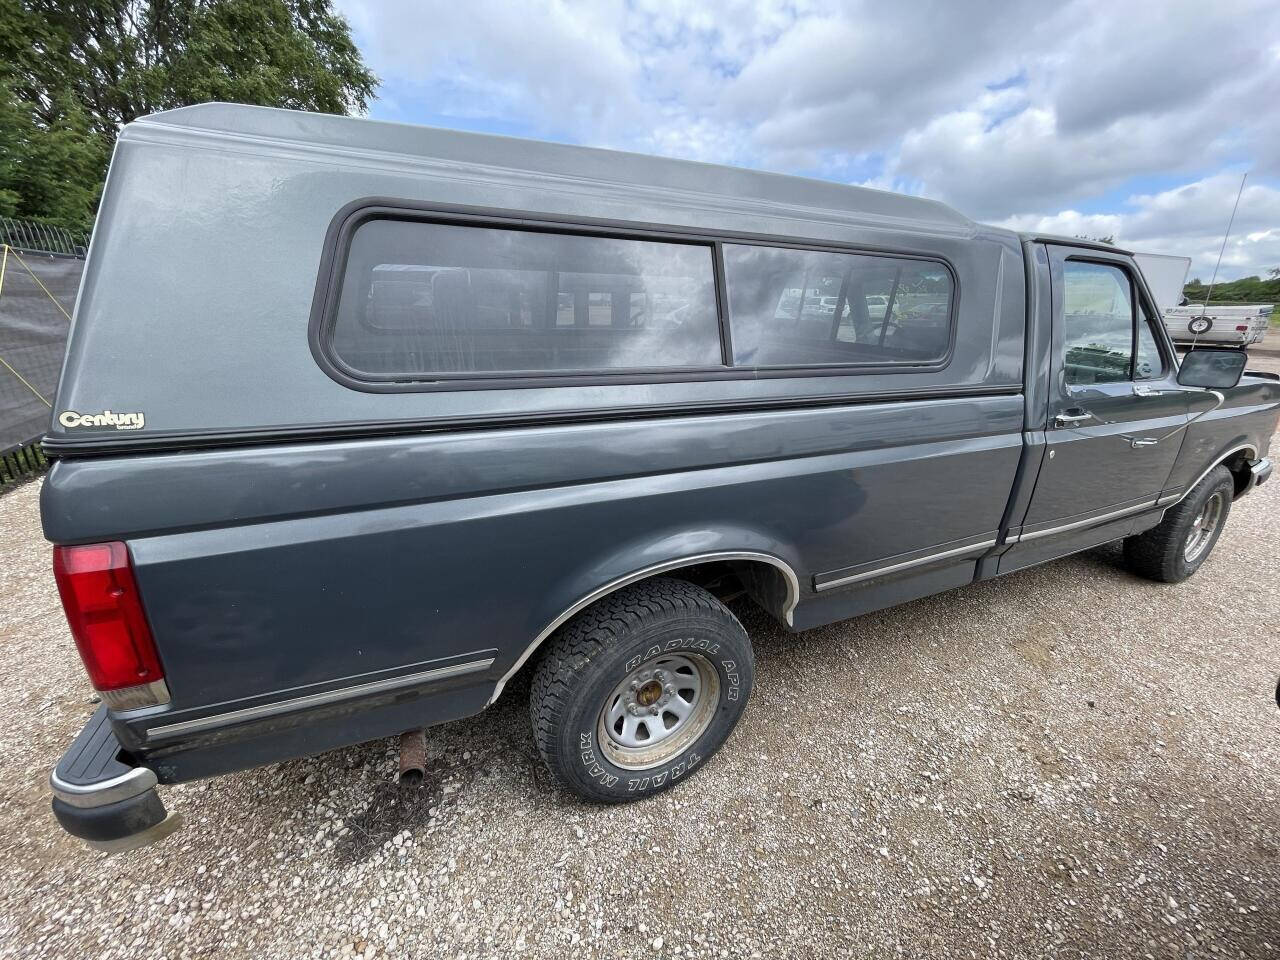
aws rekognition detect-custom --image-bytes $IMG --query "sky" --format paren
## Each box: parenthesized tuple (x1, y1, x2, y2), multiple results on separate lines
(335, 0, 1280, 281)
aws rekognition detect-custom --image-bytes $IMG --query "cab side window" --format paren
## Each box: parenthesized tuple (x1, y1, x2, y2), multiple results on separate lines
(1062, 262, 1134, 385)
(1061, 260, 1165, 385)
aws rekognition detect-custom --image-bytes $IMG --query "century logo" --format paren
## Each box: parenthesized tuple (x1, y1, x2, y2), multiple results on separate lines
(58, 410, 146, 431)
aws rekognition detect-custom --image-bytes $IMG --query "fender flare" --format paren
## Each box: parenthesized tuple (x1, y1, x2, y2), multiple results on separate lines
(1161, 441, 1259, 509)
(487, 548, 800, 704)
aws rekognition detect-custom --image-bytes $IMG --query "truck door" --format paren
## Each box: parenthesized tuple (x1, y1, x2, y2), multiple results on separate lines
(1004, 244, 1189, 568)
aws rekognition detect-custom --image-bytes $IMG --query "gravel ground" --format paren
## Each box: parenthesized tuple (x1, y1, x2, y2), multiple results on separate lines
(2, 381, 1278, 959)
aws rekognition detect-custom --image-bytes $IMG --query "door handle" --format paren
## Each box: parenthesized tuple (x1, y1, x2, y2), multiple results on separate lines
(1054, 410, 1093, 428)
(1133, 385, 1166, 397)
(1130, 437, 1159, 448)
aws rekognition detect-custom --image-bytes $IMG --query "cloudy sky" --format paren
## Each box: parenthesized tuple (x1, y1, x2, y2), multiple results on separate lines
(336, 0, 1279, 280)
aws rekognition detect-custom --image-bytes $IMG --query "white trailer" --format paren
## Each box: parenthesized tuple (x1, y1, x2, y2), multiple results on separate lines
(1164, 303, 1273, 347)
(1133, 251, 1273, 347)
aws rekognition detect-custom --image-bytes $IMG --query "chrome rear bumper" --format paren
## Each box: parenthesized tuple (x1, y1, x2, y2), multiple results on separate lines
(50, 706, 182, 853)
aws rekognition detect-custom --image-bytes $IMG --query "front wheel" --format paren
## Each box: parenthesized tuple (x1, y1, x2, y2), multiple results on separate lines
(1123, 465, 1234, 583)
(529, 577, 754, 802)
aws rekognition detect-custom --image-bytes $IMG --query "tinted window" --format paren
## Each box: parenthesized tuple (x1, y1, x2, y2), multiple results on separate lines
(330, 219, 722, 377)
(723, 245, 952, 366)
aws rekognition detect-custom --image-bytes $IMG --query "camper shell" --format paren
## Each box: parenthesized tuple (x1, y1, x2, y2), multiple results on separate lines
(43, 104, 1278, 852)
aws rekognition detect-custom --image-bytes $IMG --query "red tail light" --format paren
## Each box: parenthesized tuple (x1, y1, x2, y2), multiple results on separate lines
(53, 542, 167, 706)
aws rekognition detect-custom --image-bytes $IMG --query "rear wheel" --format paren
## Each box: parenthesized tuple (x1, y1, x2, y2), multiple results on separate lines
(529, 577, 753, 802)
(1123, 465, 1234, 583)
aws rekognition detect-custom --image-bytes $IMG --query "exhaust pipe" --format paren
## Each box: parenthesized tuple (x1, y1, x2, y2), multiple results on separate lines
(398, 729, 426, 787)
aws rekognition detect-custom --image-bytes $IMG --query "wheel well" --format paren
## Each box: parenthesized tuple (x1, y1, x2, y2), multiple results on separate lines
(1224, 450, 1256, 497)
(489, 556, 796, 705)
(661, 558, 794, 623)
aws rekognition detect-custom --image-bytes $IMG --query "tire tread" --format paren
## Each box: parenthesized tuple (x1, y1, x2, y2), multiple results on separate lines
(1123, 465, 1233, 582)
(529, 577, 745, 796)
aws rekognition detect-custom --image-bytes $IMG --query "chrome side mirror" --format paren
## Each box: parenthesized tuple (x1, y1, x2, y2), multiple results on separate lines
(1177, 348, 1247, 390)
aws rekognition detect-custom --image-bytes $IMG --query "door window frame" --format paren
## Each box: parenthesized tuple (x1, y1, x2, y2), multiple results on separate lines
(1052, 250, 1175, 395)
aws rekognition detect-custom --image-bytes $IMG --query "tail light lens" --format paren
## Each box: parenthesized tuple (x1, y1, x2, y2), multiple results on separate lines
(1236, 325, 1249, 332)
(53, 542, 169, 708)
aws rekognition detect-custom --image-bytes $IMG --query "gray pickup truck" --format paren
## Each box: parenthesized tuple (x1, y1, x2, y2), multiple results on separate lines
(44, 104, 1277, 853)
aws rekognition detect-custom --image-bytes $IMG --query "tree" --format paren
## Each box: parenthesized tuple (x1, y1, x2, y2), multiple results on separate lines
(0, 79, 110, 228)
(0, 0, 376, 232)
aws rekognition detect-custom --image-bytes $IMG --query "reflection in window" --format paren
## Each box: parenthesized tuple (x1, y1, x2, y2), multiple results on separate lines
(1062, 262, 1135, 385)
(331, 219, 722, 377)
(722, 245, 952, 366)
(1134, 302, 1164, 381)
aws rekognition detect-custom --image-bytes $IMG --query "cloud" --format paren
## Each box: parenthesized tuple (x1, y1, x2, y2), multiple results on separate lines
(335, 0, 1280, 277)
(998, 174, 1280, 280)
(338, 0, 644, 142)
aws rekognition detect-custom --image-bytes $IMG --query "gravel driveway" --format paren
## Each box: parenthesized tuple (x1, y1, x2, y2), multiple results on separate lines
(2, 397, 1278, 958)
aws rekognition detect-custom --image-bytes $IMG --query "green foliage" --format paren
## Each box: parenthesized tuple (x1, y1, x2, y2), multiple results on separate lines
(0, 80, 109, 230)
(0, 0, 376, 233)
(1182, 274, 1280, 306)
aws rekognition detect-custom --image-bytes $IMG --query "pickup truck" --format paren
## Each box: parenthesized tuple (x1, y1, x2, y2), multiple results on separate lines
(42, 104, 1279, 852)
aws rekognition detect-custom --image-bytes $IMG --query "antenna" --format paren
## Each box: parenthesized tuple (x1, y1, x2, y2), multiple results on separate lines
(1193, 172, 1247, 343)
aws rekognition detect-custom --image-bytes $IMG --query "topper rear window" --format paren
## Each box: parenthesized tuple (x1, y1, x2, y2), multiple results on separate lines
(326, 217, 724, 379)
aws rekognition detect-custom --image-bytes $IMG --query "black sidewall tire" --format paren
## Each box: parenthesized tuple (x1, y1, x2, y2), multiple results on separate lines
(552, 605, 753, 803)
(1124, 466, 1233, 582)
(1168, 474, 1233, 580)
(1188, 317, 1213, 334)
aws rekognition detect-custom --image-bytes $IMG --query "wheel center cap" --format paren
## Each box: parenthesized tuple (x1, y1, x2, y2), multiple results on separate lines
(636, 680, 663, 707)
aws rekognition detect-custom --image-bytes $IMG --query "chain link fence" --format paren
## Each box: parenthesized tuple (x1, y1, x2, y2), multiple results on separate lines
(0, 219, 86, 489)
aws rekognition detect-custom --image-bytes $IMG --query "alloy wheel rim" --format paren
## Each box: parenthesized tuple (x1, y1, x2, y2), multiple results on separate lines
(1184, 491, 1224, 563)
(597, 653, 719, 770)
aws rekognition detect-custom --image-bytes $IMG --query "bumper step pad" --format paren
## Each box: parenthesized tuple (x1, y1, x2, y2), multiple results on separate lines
(51, 706, 182, 853)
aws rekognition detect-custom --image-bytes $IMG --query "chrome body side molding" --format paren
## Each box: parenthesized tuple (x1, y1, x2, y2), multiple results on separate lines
(813, 537, 998, 592)
(1021, 443, 1265, 542)
(146, 657, 495, 742)
(1016, 501, 1155, 543)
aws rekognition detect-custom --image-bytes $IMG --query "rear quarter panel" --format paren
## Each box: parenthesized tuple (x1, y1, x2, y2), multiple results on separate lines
(43, 394, 1023, 719)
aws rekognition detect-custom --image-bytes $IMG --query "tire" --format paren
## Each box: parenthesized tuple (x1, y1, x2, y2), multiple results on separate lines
(1187, 316, 1213, 335)
(1123, 465, 1234, 583)
(529, 577, 754, 803)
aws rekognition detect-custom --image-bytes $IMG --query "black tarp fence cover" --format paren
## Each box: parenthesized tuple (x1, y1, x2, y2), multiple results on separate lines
(0, 245, 82, 453)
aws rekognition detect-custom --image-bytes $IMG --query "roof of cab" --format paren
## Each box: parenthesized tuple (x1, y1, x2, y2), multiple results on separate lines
(1028, 233, 1133, 256)
(127, 102, 976, 234)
